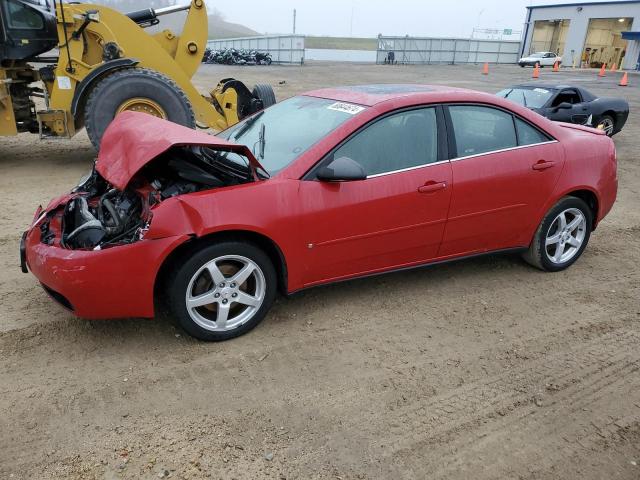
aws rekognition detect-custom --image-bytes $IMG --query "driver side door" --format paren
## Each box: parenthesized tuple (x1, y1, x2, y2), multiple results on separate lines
(297, 106, 453, 287)
(545, 88, 590, 124)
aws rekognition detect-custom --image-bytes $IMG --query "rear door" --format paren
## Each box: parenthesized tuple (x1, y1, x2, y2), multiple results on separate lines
(298, 106, 453, 286)
(439, 104, 565, 257)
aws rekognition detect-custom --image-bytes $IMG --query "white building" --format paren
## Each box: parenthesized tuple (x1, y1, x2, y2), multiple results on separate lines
(521, 1, 640, 69)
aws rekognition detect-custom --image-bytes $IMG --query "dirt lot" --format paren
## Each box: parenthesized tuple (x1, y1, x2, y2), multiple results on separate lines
(1, 63, 639, 479)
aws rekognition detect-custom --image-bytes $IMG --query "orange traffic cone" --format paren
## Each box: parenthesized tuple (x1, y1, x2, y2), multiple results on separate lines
(620, 72, 629, 86)
(598, 64, 606, 77)
(552, 61, 560, 72)
(610, 63, 617, 72)
(532, 63, 540, 79)
(482, 62, 489, 75)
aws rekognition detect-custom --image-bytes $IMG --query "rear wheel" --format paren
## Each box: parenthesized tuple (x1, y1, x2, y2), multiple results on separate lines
(523, 196, 592, 272)
(167, 241, 277, 341)
(252, 84, 276, 109)
(84, 68, 195, 149)
(598, 115, 615, 137)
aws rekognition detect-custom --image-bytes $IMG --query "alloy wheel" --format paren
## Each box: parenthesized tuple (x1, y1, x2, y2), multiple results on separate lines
(185, 255, 266, 332)
(544, 208, 587, 265)
(599, 117, 615, 136)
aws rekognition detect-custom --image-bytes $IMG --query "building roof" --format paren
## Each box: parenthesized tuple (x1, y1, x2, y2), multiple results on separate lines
(527, 0, 640, 9)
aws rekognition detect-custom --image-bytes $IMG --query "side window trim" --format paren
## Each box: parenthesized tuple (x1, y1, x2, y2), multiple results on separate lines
(302, 104, 446, 181)
(442, 102, 556, 159)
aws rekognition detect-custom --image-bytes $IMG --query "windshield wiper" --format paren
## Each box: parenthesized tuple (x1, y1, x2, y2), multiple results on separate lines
(233, 110, 264, 141)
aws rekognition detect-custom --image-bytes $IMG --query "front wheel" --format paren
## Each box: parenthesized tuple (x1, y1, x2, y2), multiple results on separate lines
(167, 241, 277, 341)
(84, 68, 195, 149)
(522, 196, 592, 272)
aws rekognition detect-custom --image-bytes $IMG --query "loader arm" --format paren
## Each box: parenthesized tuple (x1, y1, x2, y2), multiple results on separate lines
(51, 0, 228, 131)
(0, 0, 275, 144)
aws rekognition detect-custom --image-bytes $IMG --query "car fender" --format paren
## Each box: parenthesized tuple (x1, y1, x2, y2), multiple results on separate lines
(143, 179, 305, 291)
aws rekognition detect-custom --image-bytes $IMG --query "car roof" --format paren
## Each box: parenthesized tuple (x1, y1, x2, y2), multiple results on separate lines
(303, 84, 478, 107)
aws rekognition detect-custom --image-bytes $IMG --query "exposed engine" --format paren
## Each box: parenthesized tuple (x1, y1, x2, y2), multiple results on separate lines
(48, 146, 255, 250)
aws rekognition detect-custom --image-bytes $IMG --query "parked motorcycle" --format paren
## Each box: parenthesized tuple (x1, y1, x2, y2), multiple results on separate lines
(203, 48, 273, 66)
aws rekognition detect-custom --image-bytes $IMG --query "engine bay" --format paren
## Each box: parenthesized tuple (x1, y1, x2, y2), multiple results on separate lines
(43, 146, 255, 250)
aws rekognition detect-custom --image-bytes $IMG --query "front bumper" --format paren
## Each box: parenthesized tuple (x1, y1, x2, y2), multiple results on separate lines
(23, 226, 189, 319)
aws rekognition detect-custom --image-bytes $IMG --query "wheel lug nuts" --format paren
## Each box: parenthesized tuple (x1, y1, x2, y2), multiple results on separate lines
(222, 299, 228, 304)
(232, 293, 238, 298)
(219, 283, 225, 288)
(214, 293, 220, 298)
(230, 283, 236, 288)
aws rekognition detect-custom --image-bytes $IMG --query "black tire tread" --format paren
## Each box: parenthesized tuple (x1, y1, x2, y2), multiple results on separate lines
(523, 196, 592, 272)
(84, 67, 196, 149)
(166, 240, 277, 342)
(252, 83, 277, 109)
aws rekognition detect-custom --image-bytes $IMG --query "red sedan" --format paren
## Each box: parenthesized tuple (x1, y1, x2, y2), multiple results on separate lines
(21, 85, 618, 341)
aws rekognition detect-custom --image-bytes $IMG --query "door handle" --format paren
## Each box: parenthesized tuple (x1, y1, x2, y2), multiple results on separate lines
(532, 160, 556, 171)
(418, 181, 447, 193)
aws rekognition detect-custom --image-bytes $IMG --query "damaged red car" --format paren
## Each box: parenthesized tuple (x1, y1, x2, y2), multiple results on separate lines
(21, 85, 618, 341)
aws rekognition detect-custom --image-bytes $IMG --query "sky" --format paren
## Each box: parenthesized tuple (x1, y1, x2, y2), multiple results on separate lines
(209, 0, 627, 37)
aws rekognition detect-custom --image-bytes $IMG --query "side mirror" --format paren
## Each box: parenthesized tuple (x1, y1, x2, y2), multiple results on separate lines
(555, 102, 572, 110)
(317, 156, 367, 182)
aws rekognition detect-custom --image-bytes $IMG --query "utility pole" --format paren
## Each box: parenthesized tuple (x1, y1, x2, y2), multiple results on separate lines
(293, 9, 297, 34)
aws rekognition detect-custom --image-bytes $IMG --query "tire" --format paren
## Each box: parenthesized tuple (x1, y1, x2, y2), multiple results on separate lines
(252, 84, 276, 109)
(522, 196, 593, 272)
(84, 68, 195, 149)
(167, 241, 277, 341)
(598, 114, 616, 137)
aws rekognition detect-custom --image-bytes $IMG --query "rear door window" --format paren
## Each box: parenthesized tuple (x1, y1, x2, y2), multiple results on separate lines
(515, 118, 550, 146)
(448, 105, 517, 157)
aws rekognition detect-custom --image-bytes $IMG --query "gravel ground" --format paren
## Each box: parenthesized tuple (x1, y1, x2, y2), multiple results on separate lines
(1, 63, 639, 479)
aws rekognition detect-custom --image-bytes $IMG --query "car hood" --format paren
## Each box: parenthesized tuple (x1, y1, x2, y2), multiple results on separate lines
(96, 111, 266, 190)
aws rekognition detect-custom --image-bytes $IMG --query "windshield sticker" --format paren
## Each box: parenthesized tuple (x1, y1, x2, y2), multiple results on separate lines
(533, 88, 549, 94)
(328, 102, 365, 115)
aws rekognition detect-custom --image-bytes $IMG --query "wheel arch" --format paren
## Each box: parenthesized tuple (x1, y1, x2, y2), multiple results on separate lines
(154, 229, 289, 306)
(565, 188, 600, 229)
(70, 58, 139, 122)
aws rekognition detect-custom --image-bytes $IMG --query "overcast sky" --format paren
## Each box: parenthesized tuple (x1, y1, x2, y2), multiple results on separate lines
(209, 0, 622, 37)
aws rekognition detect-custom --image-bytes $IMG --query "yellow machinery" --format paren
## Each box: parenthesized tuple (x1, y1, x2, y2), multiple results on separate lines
(0, 0, 275, 147)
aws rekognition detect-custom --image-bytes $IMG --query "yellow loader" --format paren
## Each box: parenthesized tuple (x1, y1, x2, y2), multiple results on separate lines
(0, 0, 276, 148)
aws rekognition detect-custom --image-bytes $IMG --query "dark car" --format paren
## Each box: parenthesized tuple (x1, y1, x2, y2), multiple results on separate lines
(497, 84, 629, 136)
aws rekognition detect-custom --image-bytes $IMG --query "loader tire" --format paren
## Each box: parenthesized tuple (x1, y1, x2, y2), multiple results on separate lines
(252, 84, 276, 109)
(84, 68, 196, 150)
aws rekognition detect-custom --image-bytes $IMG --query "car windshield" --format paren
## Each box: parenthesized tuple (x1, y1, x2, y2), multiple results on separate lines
(218, 96, 365, 176)
(496, 87, 554, 109)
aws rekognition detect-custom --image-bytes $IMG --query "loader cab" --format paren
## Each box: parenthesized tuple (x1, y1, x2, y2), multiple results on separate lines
(0, 0, 57, 63)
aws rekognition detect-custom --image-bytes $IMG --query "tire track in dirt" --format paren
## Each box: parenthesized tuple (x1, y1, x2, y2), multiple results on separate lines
(282, 327, 640, 478)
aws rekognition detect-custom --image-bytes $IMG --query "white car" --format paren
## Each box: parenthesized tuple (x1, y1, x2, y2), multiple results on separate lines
(518, 52, 562, 68)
